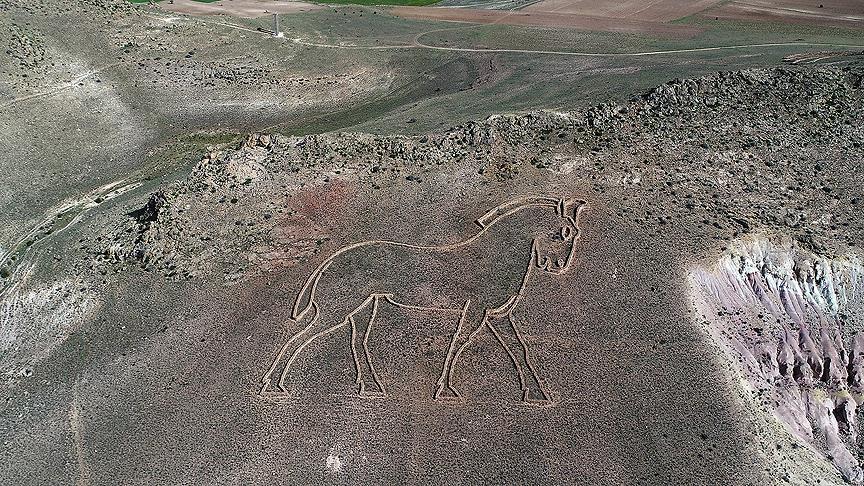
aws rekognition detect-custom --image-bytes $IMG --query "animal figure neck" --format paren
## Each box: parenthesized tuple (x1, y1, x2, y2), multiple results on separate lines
(472, 204, 549, 263)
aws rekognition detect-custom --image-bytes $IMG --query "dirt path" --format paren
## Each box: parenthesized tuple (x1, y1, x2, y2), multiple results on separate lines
(0, 62, 121, 110)
(407, 38, 864, 57)
(0, 179, 142, 296)
(291, 31, 864, 58)
(10, 10, 858, 111)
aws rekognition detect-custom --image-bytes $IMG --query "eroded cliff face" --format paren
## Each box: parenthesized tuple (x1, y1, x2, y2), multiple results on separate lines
(692, 236, 864, 483)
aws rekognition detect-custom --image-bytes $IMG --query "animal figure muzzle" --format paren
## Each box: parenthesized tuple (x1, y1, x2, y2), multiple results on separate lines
(537, 254, 571, 274)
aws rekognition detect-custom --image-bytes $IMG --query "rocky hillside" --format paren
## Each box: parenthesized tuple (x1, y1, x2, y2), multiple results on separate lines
(0, 58, 860, 486)
(56, 63, 860, 484)
(692, 236, 864, 483)
(93, 65, 864, 283)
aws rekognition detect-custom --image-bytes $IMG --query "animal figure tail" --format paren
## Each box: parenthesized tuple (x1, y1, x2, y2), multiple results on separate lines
(291, 260, 329, 320)
(260, 301, 320, 395)
(259, 261, 330, 395)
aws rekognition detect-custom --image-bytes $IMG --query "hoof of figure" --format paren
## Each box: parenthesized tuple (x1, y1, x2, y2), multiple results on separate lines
(259, 378, 288, 396)
(435, 383, 463, 401)
(523, 388, 552, 406)
(358, 384, 386, 398)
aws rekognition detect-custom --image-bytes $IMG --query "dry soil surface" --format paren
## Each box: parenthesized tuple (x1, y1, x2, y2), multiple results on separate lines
(390, 7, 705, 37)
(158, 0, 322, 18)
(3, 0, 864, 485)
(3, 63, 864, 485)
(702, 0, 864, 29)
(522, 0, 722, 22)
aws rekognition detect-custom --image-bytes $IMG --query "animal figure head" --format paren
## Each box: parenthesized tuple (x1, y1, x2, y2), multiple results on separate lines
(476, 196, 587, 275)
(531, 198, 586, 275)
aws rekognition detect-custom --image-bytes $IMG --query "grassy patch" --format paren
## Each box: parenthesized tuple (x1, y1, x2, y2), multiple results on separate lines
(675, 15, 864, 47)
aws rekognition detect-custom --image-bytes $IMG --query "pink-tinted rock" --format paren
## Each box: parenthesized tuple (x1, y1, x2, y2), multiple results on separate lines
(691, 236, 864, 484)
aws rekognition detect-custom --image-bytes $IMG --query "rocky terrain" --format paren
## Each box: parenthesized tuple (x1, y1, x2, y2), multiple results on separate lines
(0, 63, 843, 483)
(2, 0, 864, 483)
(91, 65, 864, 285)
(693, 236, 864, 483)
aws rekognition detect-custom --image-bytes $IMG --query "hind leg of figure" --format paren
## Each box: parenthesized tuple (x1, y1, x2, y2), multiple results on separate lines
(350, 296, 386, 397)
(260, 304, 320, 394)
(265, 296, 374, 394)
(435, 302, 488, 400)
(487, 314, 551, 404)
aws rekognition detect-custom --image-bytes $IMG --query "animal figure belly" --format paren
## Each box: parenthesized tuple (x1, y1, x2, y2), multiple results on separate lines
(366, 244, 470, 310)
(312, 241, 529, 312)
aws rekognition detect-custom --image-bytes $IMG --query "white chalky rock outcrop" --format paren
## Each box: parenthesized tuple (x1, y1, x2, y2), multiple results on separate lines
(691, 236, 864, 483)
(0, 279, 96, 387)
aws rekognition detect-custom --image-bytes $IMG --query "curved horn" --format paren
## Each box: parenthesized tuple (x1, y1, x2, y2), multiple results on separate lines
(475, 195, 560, 228)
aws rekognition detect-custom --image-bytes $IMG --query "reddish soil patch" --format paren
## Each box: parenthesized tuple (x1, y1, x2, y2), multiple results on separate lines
(700, 0, 864, 29)
(391, 7, 705, 38)
(158, 0, 321, 19)
(523, 0, 723, 23)
(290, 179, 353, 221)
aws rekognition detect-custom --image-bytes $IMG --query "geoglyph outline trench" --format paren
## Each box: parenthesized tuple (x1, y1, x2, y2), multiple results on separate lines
(259, 195, 587, 405)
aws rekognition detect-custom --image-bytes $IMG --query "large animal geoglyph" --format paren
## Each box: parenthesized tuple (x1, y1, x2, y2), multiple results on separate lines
(260, 195, 587, 404)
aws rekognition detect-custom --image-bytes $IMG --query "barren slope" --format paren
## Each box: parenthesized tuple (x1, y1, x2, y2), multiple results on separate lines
(1, 63, 863, 485)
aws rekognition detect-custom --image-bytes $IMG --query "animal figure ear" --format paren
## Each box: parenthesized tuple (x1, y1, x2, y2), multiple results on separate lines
(566, 198, 587, 221)
(557, 198, 566, 216)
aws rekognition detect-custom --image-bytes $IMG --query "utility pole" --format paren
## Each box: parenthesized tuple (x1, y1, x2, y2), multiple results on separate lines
(273, 14, 283, 38)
